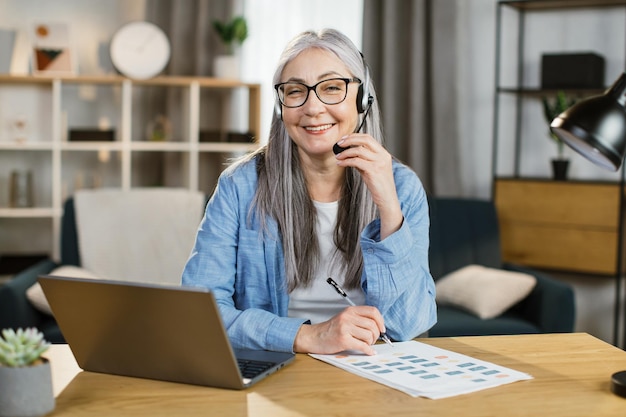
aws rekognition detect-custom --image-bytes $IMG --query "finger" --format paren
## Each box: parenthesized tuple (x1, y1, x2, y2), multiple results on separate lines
(327, 319, 377, 355)
(343, 332, 377, 355)
(349, 324, 380, 346)
(335, 134, 380, 153)
(350, 306, 387, 334)
(334, 307, 380, 344)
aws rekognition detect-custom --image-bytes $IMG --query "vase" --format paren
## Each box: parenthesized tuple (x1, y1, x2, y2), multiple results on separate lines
(213, 55, 239, 79)
(0, 359, 55, 417)
(551, 159, 570, 181)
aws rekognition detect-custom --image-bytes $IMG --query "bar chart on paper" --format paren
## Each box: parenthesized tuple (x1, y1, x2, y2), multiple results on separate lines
(310, 341, 532, 399)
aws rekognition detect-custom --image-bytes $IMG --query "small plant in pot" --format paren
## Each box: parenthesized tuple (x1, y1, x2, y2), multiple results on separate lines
(542, 91, 577, 180)
(212, 16, 248, 78)
(0, 328, 54, 417)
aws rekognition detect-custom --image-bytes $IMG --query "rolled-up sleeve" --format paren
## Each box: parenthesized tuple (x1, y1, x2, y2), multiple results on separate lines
(360, 164, 437, 341)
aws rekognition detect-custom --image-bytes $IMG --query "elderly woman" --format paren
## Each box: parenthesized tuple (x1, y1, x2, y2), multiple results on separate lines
(182, 28, 436, 355)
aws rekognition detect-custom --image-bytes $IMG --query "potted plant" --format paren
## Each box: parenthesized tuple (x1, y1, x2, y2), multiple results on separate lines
(0, 328, 54, 417)
(212, 16, 248, 79)
(542, 91, 577, 180)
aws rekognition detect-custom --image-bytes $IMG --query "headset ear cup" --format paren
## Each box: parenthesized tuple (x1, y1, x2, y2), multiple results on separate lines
(357, 83, 365, 114)
(274, 101, 282, 120)
(357, 59, 372, 113)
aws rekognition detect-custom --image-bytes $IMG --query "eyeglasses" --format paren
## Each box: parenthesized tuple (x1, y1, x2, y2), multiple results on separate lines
(274, 77, 362, 108)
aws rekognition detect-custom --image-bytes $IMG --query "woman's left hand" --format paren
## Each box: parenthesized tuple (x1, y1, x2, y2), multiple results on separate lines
(335, 134, 403, 239)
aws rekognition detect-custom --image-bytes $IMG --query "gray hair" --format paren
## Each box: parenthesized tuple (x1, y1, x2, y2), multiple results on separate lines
(244, 29, 383, 291)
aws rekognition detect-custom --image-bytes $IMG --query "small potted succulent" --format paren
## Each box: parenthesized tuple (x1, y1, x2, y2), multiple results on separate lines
(212, 16, 248, 78)
(542, 91, 577, 180)
(0, 328, 54, 417)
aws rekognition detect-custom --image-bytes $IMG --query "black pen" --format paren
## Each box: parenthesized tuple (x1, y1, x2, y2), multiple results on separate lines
(326, 277, 394, 347)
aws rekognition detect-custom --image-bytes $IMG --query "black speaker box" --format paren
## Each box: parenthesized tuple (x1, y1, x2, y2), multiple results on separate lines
(69, 129, 115, 141)
(541, 53, 605, 89)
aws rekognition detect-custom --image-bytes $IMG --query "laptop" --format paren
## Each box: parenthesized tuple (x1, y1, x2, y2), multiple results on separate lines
(37, 274, 295, 389)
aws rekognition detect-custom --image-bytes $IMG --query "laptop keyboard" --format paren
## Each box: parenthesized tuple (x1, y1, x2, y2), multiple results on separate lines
(237, 358, 276, 379)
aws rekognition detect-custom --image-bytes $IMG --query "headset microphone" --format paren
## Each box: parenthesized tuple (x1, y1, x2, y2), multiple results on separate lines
(333, 96, 373, 155)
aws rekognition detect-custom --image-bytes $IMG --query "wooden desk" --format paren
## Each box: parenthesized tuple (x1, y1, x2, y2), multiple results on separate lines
(45, 333, 626, 417)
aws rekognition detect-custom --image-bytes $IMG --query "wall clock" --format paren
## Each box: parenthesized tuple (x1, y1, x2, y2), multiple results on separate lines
(110, 21, 171, 79)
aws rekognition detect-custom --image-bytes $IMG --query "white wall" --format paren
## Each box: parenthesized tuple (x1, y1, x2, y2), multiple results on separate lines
(0, 0, 146, 74)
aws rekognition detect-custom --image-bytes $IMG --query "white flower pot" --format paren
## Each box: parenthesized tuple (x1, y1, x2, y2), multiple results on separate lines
(213, 55, 239, 79)
(0, 359, 55, 417)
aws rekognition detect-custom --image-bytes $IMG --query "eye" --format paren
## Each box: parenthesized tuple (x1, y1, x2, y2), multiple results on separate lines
(320, 80, 345, 95)
(283, 83, 306, 97)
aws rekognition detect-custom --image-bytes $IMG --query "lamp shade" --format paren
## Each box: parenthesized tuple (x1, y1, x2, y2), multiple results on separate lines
(550, 72, 626, 171)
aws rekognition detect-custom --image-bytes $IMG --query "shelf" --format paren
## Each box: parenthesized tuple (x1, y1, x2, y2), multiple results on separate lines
(0, 75, 261, 259)
(0, 207, 58, 218)
(198, 142, 258, 153)
(497, 87, 606, 96)
(495, 175, 621, 185)
(501, 0, 626, 11)
(129, 142, 191, 152)
(0, 74, 261, 89)
(60, 142, 124, 151)
(0, 142, 54, 150)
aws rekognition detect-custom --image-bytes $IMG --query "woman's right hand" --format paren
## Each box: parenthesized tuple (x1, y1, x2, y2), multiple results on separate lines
(292, 306, 387, 355)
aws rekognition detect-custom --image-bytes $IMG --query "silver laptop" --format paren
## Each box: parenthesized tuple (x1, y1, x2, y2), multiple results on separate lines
(38, 275, 295, 389)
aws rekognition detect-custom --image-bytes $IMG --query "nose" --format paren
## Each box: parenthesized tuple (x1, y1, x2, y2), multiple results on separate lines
(301, 89, 325, 115)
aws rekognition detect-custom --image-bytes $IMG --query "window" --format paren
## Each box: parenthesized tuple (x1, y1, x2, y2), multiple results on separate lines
(240, 0, 364, 142)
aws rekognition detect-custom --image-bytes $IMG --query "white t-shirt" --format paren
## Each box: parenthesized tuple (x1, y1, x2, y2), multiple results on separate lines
(288, 200, 366, 324)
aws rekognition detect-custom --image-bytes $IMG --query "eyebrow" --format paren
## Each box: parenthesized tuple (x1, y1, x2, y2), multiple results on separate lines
(284, 71, 346, 84)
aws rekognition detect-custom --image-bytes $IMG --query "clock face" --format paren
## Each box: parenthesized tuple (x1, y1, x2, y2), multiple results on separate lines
(110, 21, 171, 80)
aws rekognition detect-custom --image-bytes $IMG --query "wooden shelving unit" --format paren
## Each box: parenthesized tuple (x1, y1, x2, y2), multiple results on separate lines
(492, 0, 626, 346)
(495, 178, 625, 275)
(0, 75, 261, 260)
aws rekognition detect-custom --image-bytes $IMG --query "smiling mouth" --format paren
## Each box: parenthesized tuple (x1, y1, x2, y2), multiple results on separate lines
(305, 123, 334, 132)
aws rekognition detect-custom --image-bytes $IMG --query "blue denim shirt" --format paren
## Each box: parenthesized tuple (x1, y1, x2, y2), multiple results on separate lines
(182, 157, 436, 352)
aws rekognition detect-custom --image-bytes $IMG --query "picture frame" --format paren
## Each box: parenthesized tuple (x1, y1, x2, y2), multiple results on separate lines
(31, 23, 75, 75)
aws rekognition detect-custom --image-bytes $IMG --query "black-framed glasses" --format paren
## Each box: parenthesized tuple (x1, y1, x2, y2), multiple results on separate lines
(274, 77, 361, 108)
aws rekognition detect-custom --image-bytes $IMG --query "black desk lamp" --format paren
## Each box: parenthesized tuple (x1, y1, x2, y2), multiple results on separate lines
(550, 72, 626, 398)
(551, 72, 626, 171)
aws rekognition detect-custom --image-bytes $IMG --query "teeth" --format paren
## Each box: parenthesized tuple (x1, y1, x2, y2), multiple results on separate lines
(305, 124, 332, 132)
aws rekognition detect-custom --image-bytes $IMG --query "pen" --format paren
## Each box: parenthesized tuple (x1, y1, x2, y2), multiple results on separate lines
(326, 277, 394, 347)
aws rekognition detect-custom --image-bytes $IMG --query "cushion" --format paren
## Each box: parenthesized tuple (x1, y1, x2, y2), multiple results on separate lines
(74, 188, 204, 285)
(26, 265, 100, 315)
(435, 265, 536, 319)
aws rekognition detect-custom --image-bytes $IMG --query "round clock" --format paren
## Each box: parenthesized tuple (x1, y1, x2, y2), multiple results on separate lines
(110, 21, 171, 80)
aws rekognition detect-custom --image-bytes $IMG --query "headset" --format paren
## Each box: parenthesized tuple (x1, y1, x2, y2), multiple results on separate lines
(356, 53, 374, 115)
(274, 52, 374, 121)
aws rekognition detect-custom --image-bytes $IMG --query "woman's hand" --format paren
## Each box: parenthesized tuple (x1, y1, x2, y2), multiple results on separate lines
(293, 306, 387, 355)
(335, 134, 403, 239)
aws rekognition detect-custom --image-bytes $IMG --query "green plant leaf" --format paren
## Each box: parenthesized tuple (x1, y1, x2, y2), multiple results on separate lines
(0, 327, 49, 367)
(541, 91, 577, 157)
(212, 16, 248, 54)
(231, 17, 248, 44)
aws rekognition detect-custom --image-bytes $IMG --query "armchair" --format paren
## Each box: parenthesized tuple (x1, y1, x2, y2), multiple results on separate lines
(427, 196, 576, 337)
